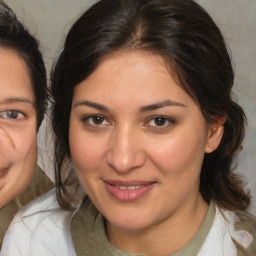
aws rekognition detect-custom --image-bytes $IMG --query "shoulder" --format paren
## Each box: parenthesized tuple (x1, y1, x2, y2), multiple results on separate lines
(234, 210, 256, 255)
(6, 189, 66, 230)
(1, 189, 76, 256)
(198, 204, 256, 256)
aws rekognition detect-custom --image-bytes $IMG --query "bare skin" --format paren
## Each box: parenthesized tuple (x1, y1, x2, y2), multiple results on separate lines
(69, 50, 224, 255)
(0, 48, 37, 208)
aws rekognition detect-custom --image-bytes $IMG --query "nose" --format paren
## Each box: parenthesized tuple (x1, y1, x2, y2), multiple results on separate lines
(106, 125, 146, 174)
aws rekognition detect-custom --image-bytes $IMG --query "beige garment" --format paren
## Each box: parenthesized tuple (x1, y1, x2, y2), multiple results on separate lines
(71, 197, 256, 256)
(234, 211, 256, 255)
(0, 165, 54, 248)
(71, 198, 215, 256)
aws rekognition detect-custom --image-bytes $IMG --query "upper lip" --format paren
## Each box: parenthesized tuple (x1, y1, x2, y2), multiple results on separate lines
(104, 180, 156, 186)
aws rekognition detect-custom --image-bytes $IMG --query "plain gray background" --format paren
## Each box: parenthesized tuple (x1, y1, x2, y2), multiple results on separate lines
(5, 0, 256, 214)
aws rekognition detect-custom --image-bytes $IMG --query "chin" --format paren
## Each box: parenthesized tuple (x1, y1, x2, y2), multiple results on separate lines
(105, 208, 153, 232)
(0, 191, 13, 208)
(109, 219, 148, 232)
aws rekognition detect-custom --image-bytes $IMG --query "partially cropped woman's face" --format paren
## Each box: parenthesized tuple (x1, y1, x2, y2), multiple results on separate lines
(0, 48, 37, 208)
(69, 51, 223, 232)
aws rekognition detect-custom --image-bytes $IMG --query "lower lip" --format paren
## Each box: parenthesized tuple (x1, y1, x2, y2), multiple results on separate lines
(105, 182, 155, 202)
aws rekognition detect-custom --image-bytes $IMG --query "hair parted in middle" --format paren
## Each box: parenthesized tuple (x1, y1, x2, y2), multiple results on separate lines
(50, 0, 250, 211)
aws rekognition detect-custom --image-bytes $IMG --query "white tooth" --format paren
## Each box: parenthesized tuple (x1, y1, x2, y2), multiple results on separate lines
(128, 186, 136, 190)
(115, 185, 143, 190)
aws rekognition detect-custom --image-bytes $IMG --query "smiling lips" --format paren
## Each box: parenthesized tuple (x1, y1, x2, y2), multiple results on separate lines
(104, 180, 156, 202)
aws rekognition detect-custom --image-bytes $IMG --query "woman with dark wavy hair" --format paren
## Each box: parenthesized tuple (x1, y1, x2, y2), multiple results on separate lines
(0, 0, 48, 209)
(2, 0, 256, 255)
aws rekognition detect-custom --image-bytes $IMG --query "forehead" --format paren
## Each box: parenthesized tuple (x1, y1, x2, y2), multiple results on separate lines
(72, 50, 194, 110)
(0, 47, 34, 101)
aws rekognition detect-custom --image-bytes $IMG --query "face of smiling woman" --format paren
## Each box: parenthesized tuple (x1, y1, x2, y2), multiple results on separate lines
(0, 48, 37, 208)
(69, 51, 224, 253)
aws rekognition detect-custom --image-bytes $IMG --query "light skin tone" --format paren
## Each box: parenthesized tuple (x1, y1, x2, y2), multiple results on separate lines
(0, 48, 37, 208)
(69, 50, 224, 255)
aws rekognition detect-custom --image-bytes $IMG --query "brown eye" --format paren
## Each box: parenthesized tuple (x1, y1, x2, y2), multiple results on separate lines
(83, 115, 110, 127)
(147, 116, 176, 129)
(92, 116, 104, 125)
(153, 117, 167, 126)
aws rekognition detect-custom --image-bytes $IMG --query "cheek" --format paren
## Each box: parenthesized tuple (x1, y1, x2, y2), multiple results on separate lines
(148, 129, 206, 177)
(12, 126, 37, 162)
(0, 123, 37, 207)
(69, 129, 106, 174)
(0, 122, 37, 166)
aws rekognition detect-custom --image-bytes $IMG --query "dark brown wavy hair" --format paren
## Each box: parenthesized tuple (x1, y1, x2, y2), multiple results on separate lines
(50, 0, 250, 211)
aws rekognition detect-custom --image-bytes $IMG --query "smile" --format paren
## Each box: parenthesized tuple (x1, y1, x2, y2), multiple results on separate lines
(104, 180, 156, 202)
(114, 185, 145, 190)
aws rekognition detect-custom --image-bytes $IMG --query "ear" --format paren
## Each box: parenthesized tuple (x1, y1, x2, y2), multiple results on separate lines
(205, 116, 225, 153)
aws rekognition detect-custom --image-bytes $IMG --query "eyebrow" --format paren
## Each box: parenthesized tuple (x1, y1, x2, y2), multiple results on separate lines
(0, 97, 35, 107)
(73, 100, 110, 112)
(73, 99, 186, 113)
(139, 100, 186, 113)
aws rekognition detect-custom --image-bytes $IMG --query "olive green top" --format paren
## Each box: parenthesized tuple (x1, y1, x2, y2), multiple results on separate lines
(72, 197, 256, 255)
(71, 198, 216, 256)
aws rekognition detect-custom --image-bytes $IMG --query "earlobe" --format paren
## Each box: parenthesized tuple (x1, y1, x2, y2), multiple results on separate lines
(205, 117, 225, 153)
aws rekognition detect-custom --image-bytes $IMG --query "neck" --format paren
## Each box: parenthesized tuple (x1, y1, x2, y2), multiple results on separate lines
(106, 194, 208, 255)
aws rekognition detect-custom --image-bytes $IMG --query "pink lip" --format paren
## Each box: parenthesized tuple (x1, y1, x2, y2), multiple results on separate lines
(104, 180, 156, 202)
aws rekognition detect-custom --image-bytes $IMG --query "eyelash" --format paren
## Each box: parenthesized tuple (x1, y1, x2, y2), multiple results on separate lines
(81, 114, 176, 130)
(0, 110, 26, 120)
(146, 116, 176, 129)
(82, 115, 111, 127)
